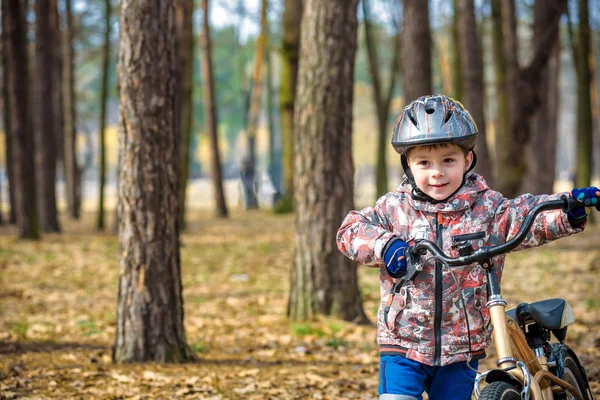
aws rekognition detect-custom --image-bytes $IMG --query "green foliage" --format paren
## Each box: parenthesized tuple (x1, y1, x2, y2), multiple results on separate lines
(11, 321, 29, 338)
(290, 323, 326, 338)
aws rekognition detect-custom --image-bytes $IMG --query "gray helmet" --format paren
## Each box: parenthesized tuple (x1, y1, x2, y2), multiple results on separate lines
(391, 95, 478, 155)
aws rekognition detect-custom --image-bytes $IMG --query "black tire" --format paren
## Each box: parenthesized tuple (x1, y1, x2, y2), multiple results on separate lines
(555, 355, 590, 400)
(479, 381, 521, 400)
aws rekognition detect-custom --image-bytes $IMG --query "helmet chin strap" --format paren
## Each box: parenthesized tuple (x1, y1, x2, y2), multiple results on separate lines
(401, 150, 477, 204)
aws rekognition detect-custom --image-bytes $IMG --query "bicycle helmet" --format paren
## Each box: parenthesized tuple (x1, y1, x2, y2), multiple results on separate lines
(392, 95, 479, 203)
(392, 95, 478, 154)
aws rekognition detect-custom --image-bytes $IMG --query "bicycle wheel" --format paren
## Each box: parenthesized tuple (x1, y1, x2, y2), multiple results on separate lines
(479, 381, 520, 400)
(555, 355, 590, 400)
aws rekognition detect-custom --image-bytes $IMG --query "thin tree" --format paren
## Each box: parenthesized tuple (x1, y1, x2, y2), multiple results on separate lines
(451, 0, 463, 101)
(35, 0, 61, 233)
(491, 0, 507, 175)
(521, 43, 560, 195)
(362, 0, 401, 199)
(569, 0, 593, 188)
(96, 0, 111, 231)
(2, 0, 39, 239)
(241, 0, 268, 210)
(176, 0, 194, 229)
(63, 0, 81, 219)
(288, 0, 369, 324)
(200, 0, 228, 218)
(1, 35, 16, 225)
(114, 0, 194, 363)
(496, 0, 566, 197)
(457, 0, 493, 184)
(265, 8, 281, 204)
(50, 0, 64, 171)
(402, 0, 432, 105)
(278, 0, 302, 212)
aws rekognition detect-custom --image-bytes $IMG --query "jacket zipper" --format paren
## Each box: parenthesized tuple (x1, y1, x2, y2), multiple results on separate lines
(434, 213, 443, 365)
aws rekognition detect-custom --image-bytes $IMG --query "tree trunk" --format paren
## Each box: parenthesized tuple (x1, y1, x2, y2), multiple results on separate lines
(35, 0, 61, 233)
(241, 0, 268, 210)
(574, 0, 593, 188)
(265, 16, 281, 204)
(451, 0, 463, 101)
(1, 34, 16, 225)
(289, 0, 368, 324)
(2, 0, 40, 240)
(457, 0, 493, 185)
(63, 0, 81, 219)
(278, 0, 302, 211)
(200, 0, 228, 218)
(521, 43, 560, 195)
(96, 0, 111, 231)
(176, 0, 194, 229)
(50, 0, 64, 170)
(402, 0, 432, 104)
(491, 0, 507, 176)
(496, 0, 566, 197)
(114, 0, 193, 363)
(362, 0, 400, 200)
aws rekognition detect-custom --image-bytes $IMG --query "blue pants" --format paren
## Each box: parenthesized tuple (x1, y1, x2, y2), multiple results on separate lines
(379, 355, 478, 400)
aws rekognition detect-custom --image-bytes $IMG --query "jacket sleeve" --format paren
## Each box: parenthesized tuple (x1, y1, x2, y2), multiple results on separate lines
(491, 191, 584, 252)
(336, 196, 398, 267)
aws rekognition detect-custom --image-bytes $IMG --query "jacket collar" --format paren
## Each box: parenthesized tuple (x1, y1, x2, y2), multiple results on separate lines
(396, 173, 489, 213)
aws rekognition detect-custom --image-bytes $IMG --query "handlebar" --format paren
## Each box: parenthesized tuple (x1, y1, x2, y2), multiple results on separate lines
(408, 195, 597, 267)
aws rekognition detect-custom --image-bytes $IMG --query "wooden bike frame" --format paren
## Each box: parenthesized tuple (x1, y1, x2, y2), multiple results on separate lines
(476, 263, 585, 400)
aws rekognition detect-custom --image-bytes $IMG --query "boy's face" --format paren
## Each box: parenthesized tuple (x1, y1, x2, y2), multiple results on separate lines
(407, 144, 473, 201)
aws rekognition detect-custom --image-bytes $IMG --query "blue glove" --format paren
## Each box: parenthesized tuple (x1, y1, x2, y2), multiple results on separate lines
(383, 238, 409, 277)
(568, 186, 600, 223)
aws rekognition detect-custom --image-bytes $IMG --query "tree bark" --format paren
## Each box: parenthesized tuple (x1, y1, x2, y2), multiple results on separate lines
(200, 0, 228, 218)
(457, 0, 493, 185)
(176, 0, 194, 229)
(362, 0, 400, 199)
(96, 0, 111, 231)
(1, 34, 16, 225)
(63, 0, 81, 219)
(2, 0, 40, 239)
(574, 0, 593, 188)
(278, 0, 302, 212)
(50, 0, 64, 169)
(402, 0, 432, 104)
(289, 0, 368, 324)
(491, 0, 507, 176)
(35, 0, 61, 232)
(451, 0, 463, 101)
(496, 0, 566, 197)
(521, 43, 560, 195)
(241, 0, 268, 210)
(114, 0, 193, 363)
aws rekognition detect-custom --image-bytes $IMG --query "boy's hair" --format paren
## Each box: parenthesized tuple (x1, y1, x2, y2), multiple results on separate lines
(406, 143, 470, 159)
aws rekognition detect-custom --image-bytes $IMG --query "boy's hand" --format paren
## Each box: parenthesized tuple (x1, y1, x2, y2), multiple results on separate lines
(568, 186, 600, 223)
(383, 238, 409, 276)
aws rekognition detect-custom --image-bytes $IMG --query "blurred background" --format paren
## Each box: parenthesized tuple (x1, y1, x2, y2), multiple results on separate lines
(1, 0, 599, 222)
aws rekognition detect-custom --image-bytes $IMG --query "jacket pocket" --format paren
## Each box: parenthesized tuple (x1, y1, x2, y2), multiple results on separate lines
(384, 285, 409, 331)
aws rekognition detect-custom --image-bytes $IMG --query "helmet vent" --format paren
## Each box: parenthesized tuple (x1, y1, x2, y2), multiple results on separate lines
(444, 110, 453, 123)
(407, 110, 419, 127)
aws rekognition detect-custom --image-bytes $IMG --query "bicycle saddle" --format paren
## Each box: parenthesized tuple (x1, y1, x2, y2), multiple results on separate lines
(506, 298, 575, 330)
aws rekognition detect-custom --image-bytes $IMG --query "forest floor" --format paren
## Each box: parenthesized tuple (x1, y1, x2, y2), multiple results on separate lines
(0, 210, 599, 399)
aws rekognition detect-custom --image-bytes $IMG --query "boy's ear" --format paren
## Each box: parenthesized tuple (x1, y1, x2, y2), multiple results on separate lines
(464, 151, 474, 172)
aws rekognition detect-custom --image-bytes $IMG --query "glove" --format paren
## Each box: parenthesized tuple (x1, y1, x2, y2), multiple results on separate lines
(568, 186, 600, 224)
(383, 238, 409, 276)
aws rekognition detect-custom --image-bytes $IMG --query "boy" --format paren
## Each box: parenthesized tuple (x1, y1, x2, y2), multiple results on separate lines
(336, 95, 598, 400)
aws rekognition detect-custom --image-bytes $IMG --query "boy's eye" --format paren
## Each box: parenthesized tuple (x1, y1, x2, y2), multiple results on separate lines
(444, 158, 456, 163)
(417, 160, 429, 166)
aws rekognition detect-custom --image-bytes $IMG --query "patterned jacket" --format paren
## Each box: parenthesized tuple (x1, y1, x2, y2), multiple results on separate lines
(336, 174, 583, 366)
